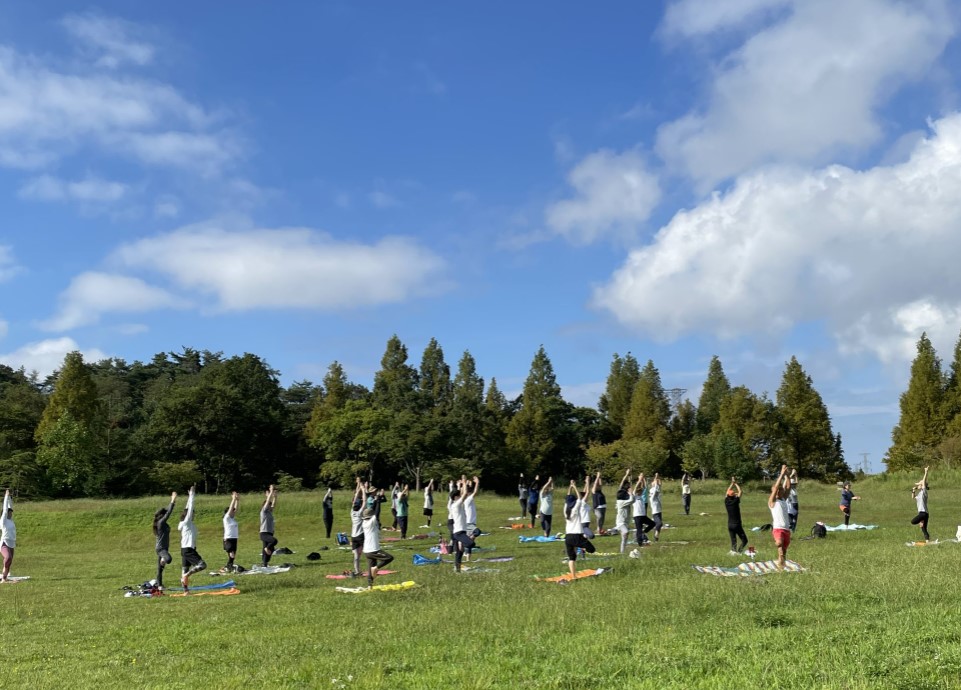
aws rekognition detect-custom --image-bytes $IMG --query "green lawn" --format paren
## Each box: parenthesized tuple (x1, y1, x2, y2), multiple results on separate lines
(2, 473, 960, 689)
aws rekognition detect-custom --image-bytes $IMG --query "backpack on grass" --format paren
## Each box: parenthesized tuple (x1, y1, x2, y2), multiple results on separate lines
(811, 523, 827, 539)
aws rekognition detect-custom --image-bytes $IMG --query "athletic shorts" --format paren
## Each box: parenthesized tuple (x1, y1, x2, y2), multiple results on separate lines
(772, 528, 791, 548)
(423, 508, 433, 516)
(223, 538, 237, 553)
(156, 548, 172, 565)
(350, 535, 364, 550)
(840, 505, 850, 515)
(260, 531, 279, 550)
(181, 547, 204, 569)
(564, 533, 595, 561)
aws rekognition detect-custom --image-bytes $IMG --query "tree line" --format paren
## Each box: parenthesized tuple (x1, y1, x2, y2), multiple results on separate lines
(887, 331, 961, 471)
(0, 336, 853, 498)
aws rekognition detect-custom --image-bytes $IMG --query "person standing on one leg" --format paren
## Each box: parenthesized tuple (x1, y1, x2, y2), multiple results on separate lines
(450, 476, 479, 573)
(527, 476, 540, 529)
(592, 472, 607, 534)
(359, 483, 393, 588)
(564, 476, 597, 579)
(681, 473, 692, 516)
(222, 491, 239, 573)
(614, 469, 633, 554)
(463, 478, 480, 561)
(725, 478, 748, 554)
(631, 474, 655, 546)
(152, 491, 176, 589)
(518, 474, 529, 522)
(768, 465, 792, 569)
(910, 466, 930, 542)
(322, 488, 334, 539)
(649, 473, 663, 542)
(789, 469, 799, 532)
(538, 477, 554, 537)
(839, 482, 860, 527)
(423, 479, 434, 527)
(349, 479, 365, 575)
(390, 483, 400, 531)
(0, 489, 16, 583)
(260, 484, 279, 567)
(396, 484, 410, 539)
(178, 485, 207, 591)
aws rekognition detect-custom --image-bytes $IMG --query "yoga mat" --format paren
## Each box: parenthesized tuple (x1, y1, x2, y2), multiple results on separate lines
(242, 565, 292, 575)
(519, 535, 559, 543)
(169, 587, 241, 598)
(692, 559, 806, 577)
(326, 570, 396, 579)
(535, 567, 613, 583)
(335, 580, 418, 594)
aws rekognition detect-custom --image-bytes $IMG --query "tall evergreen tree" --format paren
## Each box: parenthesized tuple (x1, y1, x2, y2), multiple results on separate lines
(943, 330, 961, 437)
(776, 356, 844, 479)
(372, 335, 419, 411)
(696, 355, 731, 436)
(506, 346, 571, 474)
(622, 360, 671, 448)
(887, 333, 947, 470)
(419, 338, 452, 413)
(35, 351, 99, 440)
(598, 352, 640, 437)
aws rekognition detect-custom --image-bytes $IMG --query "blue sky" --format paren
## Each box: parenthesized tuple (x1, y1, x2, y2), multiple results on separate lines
(2, 1, 961, 472)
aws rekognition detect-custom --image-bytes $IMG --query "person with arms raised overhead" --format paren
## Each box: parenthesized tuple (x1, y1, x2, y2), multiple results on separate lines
(592, 471, 607, 534)
(178, 485, 206, 591)
(260, 484, 279, 567)
(681, 473, 692, 516)
(563, 476, 597, 580)
(221, 491, 239, 573)
(423, 479, 434, 527)
(725, 478, 748, 555)
(359, 482, 394, 588)
(788, 469, 799, 532)
(396, 484, 410, 539)
(768, 466, 792, 570)
(631, 473, 655, 547)
(1, 489, 17, 583)
(648, 473, 663, 542)
(450, 475, 479, 573)
(910, 466, 930, 542)
(349, 478, 366, 576)
(322, 487, 334, 540)
(151, 491, 176, 589)
(614, 469, 633, 553)
(518, 474, 529, 522)
(527, 475, 540, 530)
(538, 477, 555, 537)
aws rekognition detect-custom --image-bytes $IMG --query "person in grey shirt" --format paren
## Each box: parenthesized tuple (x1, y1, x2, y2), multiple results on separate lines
(151, 491, 177, 589)
(260, 484, 278, 567)
(910, 466, 930, 542)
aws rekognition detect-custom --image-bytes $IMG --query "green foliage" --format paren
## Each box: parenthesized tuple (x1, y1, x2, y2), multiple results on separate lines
(598, 352, 640, 437)
(35, 351, 100, 441)
(372, 335, 419, 411)
(696, 355, 730, 435)
(147, 460, 204, 492)
(585, 438, 670, 478)
(36, 410, 103, 496)
(888, 333, 947, 470)
(274, 471, 305, 492)
(622, 360, 671, 447)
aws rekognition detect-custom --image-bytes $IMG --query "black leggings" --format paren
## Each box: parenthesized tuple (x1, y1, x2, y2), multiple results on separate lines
(519, 498, 528, 517)
(324, 513, 333, 539)
(564, 533, 596, 561)
(728, 525, 748, 551)
(260, 532, 278, 565)
(634, 516, 655, 544)
(156, 549, 172, 586)
(682, 493, 691, 515)
(452, 531, 475, 570)
(911, 511, 930, 540)
(397, 515, 408, 539)
(541, 513, 553, 535)
(651, 512, 663, 537)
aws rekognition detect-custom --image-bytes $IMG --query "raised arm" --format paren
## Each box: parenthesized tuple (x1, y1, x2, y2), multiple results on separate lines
(2, 489, 11, 516)
(920, 466, 929, 488)
(227, 491, 238, 518)
(568, 480, 577, 496)
(582, 475, 592, 500)
(264, 484, 277, 509)
(734, 481, 742, 499)
(769, 465, 787, 508)
(470, 476, 480, 498)
(592, 471, 602, 494)
(324, 487, 333, 501)
(185, 485, 196, 522)
(619, 469, 630, 490)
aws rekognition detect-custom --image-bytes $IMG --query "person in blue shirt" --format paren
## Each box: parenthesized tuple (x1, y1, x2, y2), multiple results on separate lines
(527, 476, 540, 529)
(839, 482, 860, 526)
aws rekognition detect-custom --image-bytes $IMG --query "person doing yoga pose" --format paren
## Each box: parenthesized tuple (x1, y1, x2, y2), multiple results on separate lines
(423, 479, 434, 527)
(450, 476, 479, 572)
(178, 485, 207, 591)
(839, 482, 860, 526)
(768, 465, 792, 569)
(260, 484, 279, 567)
(592, 472, 607, 533)
(631, 473, 654, 546)
(322, 488, 334, 539)
(910, 466, 930, 542)
(725, 478, 748, 554)
(538, 477, 554, 537)
(614, 469, 633, 553)
(222, 491, 239, 573)
(152, 491, 176, 589)
(564, 476, 597, 579)
(649, 473, 663, 542)
(359, 482, 394, 588)
(681, 473, 692, 516)
(1, 489, 17, 583)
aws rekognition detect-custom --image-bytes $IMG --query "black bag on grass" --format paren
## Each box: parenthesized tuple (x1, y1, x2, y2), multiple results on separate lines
(811, 523, 827, 539)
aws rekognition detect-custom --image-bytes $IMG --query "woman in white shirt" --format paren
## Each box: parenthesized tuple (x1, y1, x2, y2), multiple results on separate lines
(768, 465, 792, 569)
(538, 477, 554, 537)
(649, 474, 663, 542)
(910, 466, 930, 542)
(614, 470, 633, 553)
(360, 482, 394, 588)
(681, 473, 692, 516)
(178, 485, 207, 591)
(563, 476, 596, 579)
(1, 489, 16, 583)
(423, 479, 434, 527)
(222, 491, 239, 573)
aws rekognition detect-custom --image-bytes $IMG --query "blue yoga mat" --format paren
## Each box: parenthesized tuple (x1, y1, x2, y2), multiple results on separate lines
(519, 535, 559, 543)
(413, 554, 442, 565)
(188, 579, 237, 591)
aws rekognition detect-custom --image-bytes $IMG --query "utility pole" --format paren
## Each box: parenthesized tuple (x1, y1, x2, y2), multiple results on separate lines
(859, 453, 870, 474)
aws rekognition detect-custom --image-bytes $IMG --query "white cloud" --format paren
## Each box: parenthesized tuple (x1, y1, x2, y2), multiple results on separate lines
(19, 175, 127, 202)
(112, 220, 447, 311)
(595, 113, 961, 366)
(40, 272, 183, 331)
(0, 36, 236, 173)
(154, 196, 180, 218)
(0, 245, 22, 282)
(0, 337, 108, 378)
(546, 149, 661, 244)
(368, 190, 399, 208)
(656, 0, 955, 187)
(62, 12, 155, 69)
(661, 0, 790, 37)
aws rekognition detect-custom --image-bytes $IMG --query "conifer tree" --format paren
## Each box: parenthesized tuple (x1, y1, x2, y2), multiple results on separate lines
(776, 356, 843, 478)
(506, 346, 571, 473)
(372, 335, 419, 412)
(622, 360, 671, 448)
(887, 333, 947, 470)
(419, 338, 452, 414)
(696, 355, 730, 436)
(598, 352, 640, 437)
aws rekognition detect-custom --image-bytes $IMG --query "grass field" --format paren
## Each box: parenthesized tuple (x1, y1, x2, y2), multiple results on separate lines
(2, 472, 961, 689)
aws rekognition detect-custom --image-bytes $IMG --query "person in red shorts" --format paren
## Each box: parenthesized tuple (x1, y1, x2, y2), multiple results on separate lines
(767, 464, 792, 569)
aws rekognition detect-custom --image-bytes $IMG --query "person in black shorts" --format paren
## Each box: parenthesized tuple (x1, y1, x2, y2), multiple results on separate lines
(564, 476, 596, 579)
(322, 488, 334, 539)
(260, 485, 279, 567)
(724, 477, 748, 554)
(152, 491, 177, 589)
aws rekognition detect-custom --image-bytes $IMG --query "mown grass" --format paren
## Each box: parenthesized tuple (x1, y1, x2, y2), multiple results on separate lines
(2, 472, 961, 689)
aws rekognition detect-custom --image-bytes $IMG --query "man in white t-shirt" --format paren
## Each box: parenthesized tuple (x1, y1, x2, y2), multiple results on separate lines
(221, 491, 239, 573)
(614, 469, 633, 553)
(648, 474, 663, 542)
(361, 482, 394, 588)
